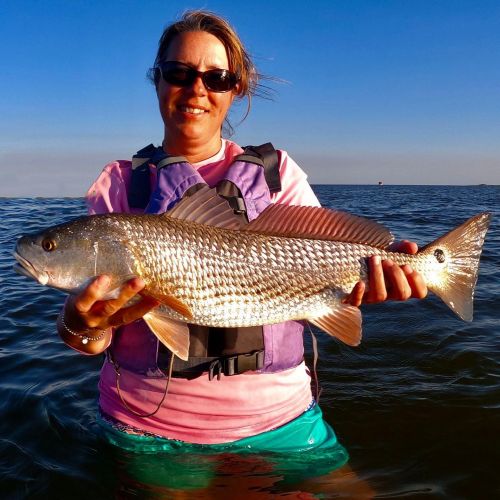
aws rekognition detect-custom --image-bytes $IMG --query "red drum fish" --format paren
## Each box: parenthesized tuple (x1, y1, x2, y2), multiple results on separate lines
(13, 187, 491, 360)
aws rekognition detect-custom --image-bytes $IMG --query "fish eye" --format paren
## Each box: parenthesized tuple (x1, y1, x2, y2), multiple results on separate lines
(41, 238, 57, 252)
(434, 248, 445, 263)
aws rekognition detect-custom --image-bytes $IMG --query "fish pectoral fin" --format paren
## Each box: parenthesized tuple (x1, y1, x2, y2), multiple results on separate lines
(143, 311, 190, 361)
(145, 293, 193, 320)
(308, 303, 362, 346)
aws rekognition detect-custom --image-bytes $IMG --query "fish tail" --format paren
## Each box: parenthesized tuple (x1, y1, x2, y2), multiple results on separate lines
(421, 212, 491, 321)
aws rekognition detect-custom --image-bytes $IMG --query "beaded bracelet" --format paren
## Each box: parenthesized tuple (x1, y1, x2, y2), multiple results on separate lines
(60, 311, 107, 345)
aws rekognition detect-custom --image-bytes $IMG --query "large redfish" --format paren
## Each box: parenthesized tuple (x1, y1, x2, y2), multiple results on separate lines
(13, 186, 491, 360)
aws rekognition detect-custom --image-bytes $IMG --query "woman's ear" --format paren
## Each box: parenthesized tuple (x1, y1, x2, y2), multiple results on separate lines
(229, 84, 240, 105)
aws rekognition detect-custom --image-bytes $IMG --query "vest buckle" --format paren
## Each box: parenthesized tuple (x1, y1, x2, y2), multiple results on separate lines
(208, 359, 223, 381)
(207, 351, 265, 380)
(223, 350, 265, 376)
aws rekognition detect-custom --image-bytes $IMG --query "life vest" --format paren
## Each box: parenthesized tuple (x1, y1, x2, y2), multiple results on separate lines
(107, 143, 305, 379)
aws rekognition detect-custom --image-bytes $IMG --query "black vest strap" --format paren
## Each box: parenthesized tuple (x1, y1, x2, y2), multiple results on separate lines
(238, 142, 281, 194)
(129, 144, 172, 209)
(130, 142, 281, 209)
(159, 325, 265, 378)
(156, 156, 188, 169)
(217, 180, 247, 216)
(161, 351, 265, 380)
(218, 142, 281, 219)
(129, 144, 157, 209)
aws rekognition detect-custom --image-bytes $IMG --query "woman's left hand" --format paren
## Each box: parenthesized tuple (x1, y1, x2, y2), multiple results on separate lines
(346, 240, 428, 307)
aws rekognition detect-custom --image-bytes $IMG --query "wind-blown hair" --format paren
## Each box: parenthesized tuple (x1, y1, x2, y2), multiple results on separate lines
(147, 10, 273, 132)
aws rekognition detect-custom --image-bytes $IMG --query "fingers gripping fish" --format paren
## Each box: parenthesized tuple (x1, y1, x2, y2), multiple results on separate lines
(13, 186, 491, 361)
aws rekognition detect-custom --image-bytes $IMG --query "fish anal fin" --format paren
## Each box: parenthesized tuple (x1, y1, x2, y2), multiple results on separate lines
(309, 303, 362, 346)
(245, 204, 393, 247)
(143, 311, 190, 361)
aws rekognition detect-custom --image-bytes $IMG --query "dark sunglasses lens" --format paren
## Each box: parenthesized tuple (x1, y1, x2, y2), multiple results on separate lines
(203, 70, 237, 92)
(161, 65, 196, 87)
(159, 63, 237, 92)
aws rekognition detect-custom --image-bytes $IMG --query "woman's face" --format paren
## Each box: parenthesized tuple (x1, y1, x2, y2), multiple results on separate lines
(157, 31, 236, 156)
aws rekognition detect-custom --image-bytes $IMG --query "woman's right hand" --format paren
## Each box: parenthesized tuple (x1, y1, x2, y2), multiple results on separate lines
(59, 275, 160, 354)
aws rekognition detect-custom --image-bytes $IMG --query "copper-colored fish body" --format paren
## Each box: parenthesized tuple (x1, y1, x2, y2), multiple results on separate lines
(13, 187, 491, 360)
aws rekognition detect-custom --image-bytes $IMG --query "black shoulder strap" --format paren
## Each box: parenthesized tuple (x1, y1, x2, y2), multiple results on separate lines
(129, 144, 158, 209)
(237, 142, 282, 194)
(129, 142, 282, 209)
(129, 144, 189, 209)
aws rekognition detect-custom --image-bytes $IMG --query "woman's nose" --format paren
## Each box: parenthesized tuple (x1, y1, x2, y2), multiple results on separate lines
(190, 75, 208, 96)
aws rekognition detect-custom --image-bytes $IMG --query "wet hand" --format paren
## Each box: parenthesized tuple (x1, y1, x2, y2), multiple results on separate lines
(64, 275, 160, 332)
(346, 240, 428, 307)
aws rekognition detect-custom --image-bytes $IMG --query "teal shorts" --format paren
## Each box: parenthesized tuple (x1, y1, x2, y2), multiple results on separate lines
(98, 404, 349, 490)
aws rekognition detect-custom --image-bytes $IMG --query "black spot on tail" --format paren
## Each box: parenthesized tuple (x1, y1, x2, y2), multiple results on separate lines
(434, 248, 446, 263)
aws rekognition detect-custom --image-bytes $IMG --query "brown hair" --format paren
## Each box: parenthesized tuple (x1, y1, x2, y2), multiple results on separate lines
(148, 10, 272, 131)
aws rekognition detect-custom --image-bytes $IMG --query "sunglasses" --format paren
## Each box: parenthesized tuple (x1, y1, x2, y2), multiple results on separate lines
(157, 61, 239, 93)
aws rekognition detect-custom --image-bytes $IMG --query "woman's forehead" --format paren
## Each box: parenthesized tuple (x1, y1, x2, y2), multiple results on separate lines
(164, 31, 230, 69)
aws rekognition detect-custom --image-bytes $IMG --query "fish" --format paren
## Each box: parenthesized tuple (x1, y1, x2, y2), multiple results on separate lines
(13, 186, 491, 361)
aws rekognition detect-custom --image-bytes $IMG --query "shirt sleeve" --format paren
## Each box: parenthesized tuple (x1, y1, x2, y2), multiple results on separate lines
(270, 151, 321, 208)
(85, 161, 132, 215)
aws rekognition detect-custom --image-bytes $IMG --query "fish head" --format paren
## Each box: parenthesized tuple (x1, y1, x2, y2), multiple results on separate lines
(13, 215, 134, 294)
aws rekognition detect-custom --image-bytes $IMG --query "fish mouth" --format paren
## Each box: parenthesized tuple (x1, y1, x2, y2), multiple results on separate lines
(13, 251, 49, 285)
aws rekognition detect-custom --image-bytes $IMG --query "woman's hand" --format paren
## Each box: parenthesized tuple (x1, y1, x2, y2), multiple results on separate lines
(58, 275, 160, 354)
(345, 240, 428, 307)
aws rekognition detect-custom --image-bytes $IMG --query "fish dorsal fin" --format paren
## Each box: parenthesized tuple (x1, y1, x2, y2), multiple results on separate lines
(308, 302, 362, 346)
(165, 185, 245, 230)
(245, 204, 393, 247)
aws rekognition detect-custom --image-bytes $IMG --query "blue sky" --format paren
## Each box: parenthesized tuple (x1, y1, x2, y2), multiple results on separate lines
(1, 0, 499, 196)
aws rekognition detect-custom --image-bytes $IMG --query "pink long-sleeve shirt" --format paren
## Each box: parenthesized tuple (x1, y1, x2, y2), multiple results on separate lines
(86, 139, 321, 444)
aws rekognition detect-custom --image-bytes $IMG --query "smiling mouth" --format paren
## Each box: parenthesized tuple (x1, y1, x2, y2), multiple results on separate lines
(178, 105, 208, 115)
(13, 251, 49, 285)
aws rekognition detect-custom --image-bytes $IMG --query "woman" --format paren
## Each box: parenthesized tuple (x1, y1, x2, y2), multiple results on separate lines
(58, 9, 426, 466)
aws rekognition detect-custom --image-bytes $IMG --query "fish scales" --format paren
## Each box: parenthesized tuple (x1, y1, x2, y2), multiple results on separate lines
(115, 215, 425, 326)
(13, 187, 491, 358)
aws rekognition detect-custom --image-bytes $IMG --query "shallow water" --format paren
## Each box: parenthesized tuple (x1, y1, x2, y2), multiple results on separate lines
(1, 185, 499, 499)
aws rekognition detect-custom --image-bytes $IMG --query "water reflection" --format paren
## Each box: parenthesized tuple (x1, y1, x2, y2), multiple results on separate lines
(108, 448, 376, 498)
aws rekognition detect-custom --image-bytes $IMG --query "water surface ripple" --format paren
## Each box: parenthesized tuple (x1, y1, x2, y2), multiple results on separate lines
(1, 186, 498, 499)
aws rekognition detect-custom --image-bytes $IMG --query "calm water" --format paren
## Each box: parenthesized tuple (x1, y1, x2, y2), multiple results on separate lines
(1, 185, 499, 499)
